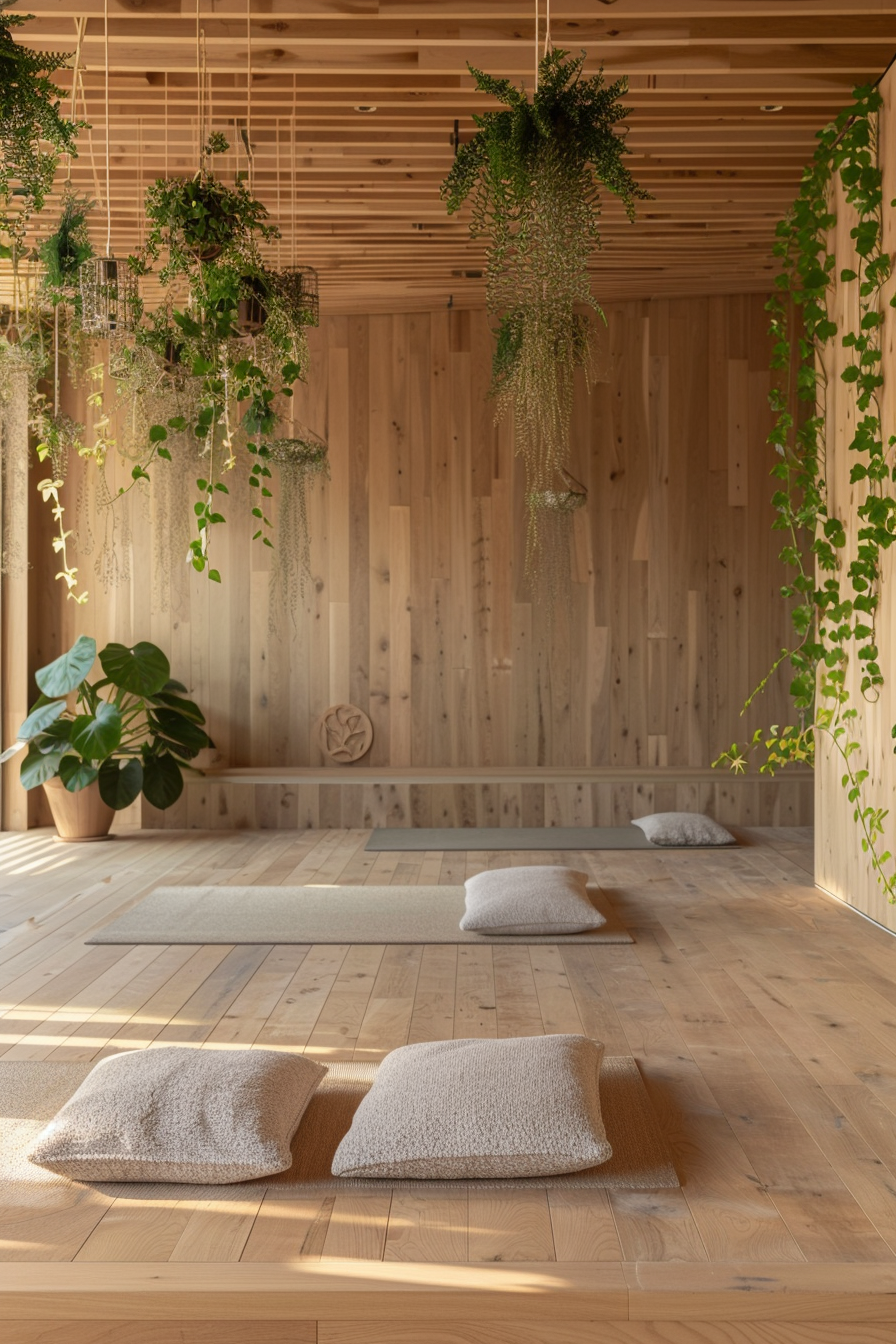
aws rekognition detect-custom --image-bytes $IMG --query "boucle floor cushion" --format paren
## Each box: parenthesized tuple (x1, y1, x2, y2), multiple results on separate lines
(331, 1034, 611, 1179)
(26, 1046, 327, 1183)
(631, 812, 736, 847)
(459, 865, 605, 936)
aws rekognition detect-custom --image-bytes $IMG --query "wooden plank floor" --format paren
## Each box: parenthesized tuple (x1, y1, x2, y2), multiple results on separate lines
(3, 824, 896, 1341)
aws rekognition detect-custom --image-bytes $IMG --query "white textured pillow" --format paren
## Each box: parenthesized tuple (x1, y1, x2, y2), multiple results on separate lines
(632, 812, 735, 846)
(459, 866, 604, 935)
(331, 1034, 611, 1179)
(26, 1047, 327, 1183)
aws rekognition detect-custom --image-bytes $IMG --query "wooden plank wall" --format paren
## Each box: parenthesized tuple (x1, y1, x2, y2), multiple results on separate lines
(815, 62, 896, 931)
(16, 292, 810, 828)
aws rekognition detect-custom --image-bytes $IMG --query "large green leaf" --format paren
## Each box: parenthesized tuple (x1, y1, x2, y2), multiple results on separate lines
(98, 757, 144, 810)
(99, 641, 170, 697)
(36, 719, 74, 754)
(70, 702, 122, 761)
(19, 745, 66, 790)
(142, 752, 184, 810)
(15, 697, 67, 743)
(148, 690, 207, 724)
(58, 756, 99, 792)
(34, 636, 97, 698)
(150, 708, 211, 758)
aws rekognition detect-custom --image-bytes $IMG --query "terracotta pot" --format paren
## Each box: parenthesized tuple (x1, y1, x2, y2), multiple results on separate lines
(43, 777, 115, 843)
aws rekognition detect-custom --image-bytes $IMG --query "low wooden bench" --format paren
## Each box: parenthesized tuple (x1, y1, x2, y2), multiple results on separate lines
(141, 765, 814, 831)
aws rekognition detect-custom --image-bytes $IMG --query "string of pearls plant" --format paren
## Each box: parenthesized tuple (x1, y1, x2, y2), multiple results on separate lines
(442, 48, 648, 584)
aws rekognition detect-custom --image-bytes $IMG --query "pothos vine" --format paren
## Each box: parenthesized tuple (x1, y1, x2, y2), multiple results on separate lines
(715, 84, 896, 901)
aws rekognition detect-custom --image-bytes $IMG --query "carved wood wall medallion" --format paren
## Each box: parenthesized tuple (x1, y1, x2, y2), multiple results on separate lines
(318, 703, 374, 764)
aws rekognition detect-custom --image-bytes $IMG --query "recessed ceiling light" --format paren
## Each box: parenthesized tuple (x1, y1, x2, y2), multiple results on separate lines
(354, 104, 378, 113)
(760, 104, 784, 112)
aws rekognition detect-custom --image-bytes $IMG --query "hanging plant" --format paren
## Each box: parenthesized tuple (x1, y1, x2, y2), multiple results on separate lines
(0, 1, 84, 251)
(38, 189, 94, 307)
(121, 135, 313, 583)
(715, 84, 896, 903)
(266, 429, 330, 625)
(442, 48, 648, 574)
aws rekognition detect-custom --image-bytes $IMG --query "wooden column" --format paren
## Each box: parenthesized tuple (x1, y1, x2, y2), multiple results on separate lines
(815, 62, 896, 930)
(0, 370, 34, 830)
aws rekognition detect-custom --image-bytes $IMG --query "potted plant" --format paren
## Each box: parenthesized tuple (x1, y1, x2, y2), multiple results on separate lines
(137, 134, 277, 280)
(0, 634, 212, 841)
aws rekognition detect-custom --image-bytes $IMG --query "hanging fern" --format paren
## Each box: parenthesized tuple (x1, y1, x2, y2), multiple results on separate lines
(442, 48, 648, 578)
(38, 189, 93, 307)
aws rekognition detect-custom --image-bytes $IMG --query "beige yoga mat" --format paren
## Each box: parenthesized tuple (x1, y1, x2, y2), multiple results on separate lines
(367, 826, 663, 851)
(87, 884, 633, 946)
(0, 1054, 678, 1194)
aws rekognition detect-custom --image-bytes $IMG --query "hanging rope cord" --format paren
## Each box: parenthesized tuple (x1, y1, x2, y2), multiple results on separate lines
(66, 18, 86, 183)
(534, 0, 552, 87)
(103, 0, 111, 255)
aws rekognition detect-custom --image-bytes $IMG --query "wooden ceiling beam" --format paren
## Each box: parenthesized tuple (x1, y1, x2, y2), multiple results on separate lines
(6, 1, 895, 307)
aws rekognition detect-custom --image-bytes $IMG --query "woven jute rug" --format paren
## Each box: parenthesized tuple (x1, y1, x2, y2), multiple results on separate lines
(87, 884, 633, 946)
(0, 1054, 677, 1195)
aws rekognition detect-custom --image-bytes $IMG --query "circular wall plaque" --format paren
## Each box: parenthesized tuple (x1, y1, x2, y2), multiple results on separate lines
(318, 703, 374, 764)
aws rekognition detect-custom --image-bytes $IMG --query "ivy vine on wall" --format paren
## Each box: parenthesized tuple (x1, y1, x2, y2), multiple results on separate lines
(715, 84, 896, 901)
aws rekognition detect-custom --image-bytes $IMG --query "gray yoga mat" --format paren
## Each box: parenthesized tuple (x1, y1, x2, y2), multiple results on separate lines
(88, 884, 632, 946)
(1, 1055, 678, 1193)
(366, 826, 663, 851)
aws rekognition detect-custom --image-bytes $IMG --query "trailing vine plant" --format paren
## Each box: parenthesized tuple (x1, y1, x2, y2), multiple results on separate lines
(715, 84, 896, 901)
(122, 134, 314, 583)
(0, 0, 84, 253)
(441, 48, 648, 580)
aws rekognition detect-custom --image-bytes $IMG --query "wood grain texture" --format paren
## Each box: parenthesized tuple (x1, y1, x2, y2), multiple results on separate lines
(814, 60, 896, 932)
(24, 296, 810, 831)
(5, 826, 896, 1331)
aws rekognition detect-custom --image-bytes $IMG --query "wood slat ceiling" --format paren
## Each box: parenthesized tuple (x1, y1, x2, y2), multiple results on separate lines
(8, 1, 896, 312)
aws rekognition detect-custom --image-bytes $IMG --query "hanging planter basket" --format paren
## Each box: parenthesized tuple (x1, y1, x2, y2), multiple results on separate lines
(79, 257, 139, 336)
(270, 266, 320, 328)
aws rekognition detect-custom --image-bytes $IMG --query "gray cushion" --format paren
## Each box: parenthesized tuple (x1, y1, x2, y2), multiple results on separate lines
(459, 865, 605, 935)
(632, 812, 735, 846)
(331, 1034, 611, 1179)
(26, 1046, 327, 1183)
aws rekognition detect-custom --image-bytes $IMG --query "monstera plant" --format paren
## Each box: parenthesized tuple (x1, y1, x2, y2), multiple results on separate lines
(1, 636, 212, 834)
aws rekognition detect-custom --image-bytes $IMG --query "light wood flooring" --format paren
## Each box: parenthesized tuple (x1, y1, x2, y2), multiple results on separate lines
(3, 825, 896, 1342)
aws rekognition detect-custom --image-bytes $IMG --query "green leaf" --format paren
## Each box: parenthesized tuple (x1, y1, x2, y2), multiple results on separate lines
(35, 635, 96, 697)
(15, 697, 67, 742)
(58, 755, 99, 792)
(149, 424, 168, 442)
(148, 690, 206, 723)
(99, 642, 170, 696)
(70, 701, 123, 760)
(142, 752, 185, 810)
(149, 708, 211, 757)
(19, 745, 67, 789)
(98, 757, 144, 810)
